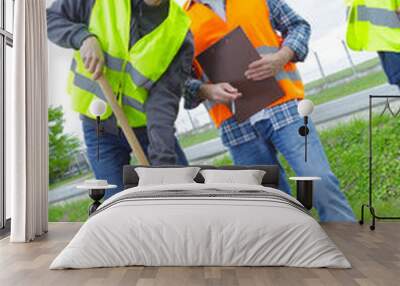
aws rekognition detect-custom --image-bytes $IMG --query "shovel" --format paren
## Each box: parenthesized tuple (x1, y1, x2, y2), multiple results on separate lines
(97, 76, 150, 166)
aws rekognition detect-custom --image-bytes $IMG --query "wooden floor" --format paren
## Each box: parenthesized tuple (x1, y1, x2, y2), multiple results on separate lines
(0, 223, 399, 286)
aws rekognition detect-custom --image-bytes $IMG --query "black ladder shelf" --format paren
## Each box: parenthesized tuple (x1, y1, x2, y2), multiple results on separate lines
(360, 95, 400, 230)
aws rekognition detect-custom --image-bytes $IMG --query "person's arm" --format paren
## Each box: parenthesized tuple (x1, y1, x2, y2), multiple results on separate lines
(183, 78, 205, 110)
(150, 32, 195, 110)
(245, 0, 311, 81)
(47, 0, 106, 79)
(47, 0, 94, 50)
(183, 76, 242, 109)
(397, 0, 400, 15)
(268, 0, 311, 62)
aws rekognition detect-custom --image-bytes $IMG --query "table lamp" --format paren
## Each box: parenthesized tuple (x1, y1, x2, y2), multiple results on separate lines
(297, 99, 314, 162)
(89, 100, 106, 161)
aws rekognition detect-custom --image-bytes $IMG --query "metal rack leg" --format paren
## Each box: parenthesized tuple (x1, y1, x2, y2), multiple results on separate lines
(359, 204, 367, 225)
(359, 204, 375, 230)
(360, 203, 400, 231)
(370, 207, 376, 231)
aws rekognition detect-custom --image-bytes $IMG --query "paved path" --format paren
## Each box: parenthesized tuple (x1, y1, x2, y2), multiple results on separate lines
(312, 84, 399, 125)
(49, 176, 92, 204)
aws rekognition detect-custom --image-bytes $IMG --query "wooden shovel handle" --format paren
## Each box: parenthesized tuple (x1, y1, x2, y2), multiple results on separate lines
(97, 76, 150, 166)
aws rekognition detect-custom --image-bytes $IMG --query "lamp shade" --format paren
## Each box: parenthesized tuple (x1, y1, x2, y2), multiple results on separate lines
(298, 99, 314, 117)
(89, 99, 107, 117)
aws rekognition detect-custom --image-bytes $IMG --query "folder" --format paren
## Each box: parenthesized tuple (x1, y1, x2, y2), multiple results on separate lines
(197, 27, 284, 123)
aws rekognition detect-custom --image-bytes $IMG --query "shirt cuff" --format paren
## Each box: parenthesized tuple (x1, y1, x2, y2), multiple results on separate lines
(282, 38, 309, 63)
(183, 78, 204, 110)
(71, 28, 94, 50)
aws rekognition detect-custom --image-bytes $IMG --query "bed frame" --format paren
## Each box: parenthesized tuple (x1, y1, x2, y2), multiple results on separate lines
(123, 165, 280, 190)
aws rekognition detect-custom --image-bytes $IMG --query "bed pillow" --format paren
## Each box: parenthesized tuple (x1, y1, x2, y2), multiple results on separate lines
(200, 169, 266, 185)
(135, 167, 201, 186)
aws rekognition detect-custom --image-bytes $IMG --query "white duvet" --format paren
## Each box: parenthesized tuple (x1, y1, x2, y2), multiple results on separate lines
(50, 183, 351, 269)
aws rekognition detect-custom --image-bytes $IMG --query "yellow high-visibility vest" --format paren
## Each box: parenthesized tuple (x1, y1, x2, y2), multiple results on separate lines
(67, 0, 190, 127)
(346, 0, 400, 52)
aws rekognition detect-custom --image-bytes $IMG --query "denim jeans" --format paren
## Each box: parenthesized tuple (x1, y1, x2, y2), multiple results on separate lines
(82, 119, 188, 199)
(227, 117, 355, 222)
(378, 51, 400, 87)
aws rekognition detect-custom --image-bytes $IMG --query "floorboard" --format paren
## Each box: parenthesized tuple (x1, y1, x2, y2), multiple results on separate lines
(0, 222, 399, 286)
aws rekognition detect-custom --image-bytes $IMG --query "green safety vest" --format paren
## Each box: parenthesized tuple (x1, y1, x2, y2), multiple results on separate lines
(346, 0, 400, 52)
(67, 0, 190, 127)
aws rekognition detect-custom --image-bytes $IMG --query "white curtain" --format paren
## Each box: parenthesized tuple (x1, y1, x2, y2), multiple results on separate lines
(9, 0, 49, 242)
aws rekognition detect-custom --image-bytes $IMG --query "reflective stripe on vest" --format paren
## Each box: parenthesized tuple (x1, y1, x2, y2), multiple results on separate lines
(104, 53, 124, 71)
(71, 59, 146, 112)
(71, 60, 106, 102)
(122, 95, 145, 112)
(125, 63, 155, 90)
(346, 0, 400, 52)
(357, 5, 400, 28)
(67, 0, 190, 127)
(103, 52, 155, 91)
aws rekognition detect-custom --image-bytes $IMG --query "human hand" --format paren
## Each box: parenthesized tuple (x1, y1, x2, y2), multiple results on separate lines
(199, 83, 242, 104)
(144, 0, 163, 6)
(80, 36, 105, 80)
(245, 47, 294, 81)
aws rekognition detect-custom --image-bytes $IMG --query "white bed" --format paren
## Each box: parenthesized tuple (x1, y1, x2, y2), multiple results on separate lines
(50, 183, 351, 269)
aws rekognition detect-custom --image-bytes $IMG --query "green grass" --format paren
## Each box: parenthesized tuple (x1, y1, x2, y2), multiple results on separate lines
(212, 115, 400, 221)
(49, 199, 91, 222)
(305, 57, 381, 91)
(212, 154, 234, 166)
(318, 115, 400, 220)
(178, 128, 219, 148)
(49, 115, 400, 223)
(49, 172, 93, 191)
(308, 71, 387, 106)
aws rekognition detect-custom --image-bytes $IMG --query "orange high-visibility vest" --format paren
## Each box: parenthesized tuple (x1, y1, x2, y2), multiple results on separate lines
(184, 0, 305, 128)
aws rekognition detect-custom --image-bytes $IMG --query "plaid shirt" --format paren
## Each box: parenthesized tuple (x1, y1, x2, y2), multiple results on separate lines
(183, 0, 310, 147)
(220, 100, 300, 147)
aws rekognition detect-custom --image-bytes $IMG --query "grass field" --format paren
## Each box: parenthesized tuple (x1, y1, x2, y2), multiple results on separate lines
(214, 115, 400, 221)
(49, 115, 400, 223)
(49, 199, 92, 222)
(308, 71, 387, 106)
(304, 57, 381, 91)
(49, 172, 93, 191)
(178, 128, 219, 148)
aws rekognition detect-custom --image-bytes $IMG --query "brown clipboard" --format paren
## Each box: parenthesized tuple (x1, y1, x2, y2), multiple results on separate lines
(197, 27, 284, 123)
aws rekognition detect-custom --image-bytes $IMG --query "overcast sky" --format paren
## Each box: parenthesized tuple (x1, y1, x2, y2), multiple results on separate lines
(47, 0, 377, 138)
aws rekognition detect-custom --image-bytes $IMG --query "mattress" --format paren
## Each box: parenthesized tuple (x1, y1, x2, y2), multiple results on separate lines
(50, 183, 351, 269)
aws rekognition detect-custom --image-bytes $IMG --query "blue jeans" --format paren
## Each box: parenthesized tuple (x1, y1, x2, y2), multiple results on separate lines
(378, 51, 400, 87)
(227, 118, 355, 222)
(82, 119, 188, 199)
